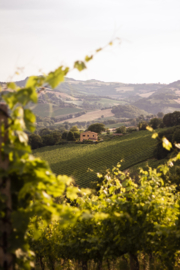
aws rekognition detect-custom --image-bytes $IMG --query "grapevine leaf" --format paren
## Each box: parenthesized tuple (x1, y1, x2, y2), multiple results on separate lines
(162, 137, 172, 151)
(146, 126, 153, 132)
(7, 82, 17, 90)
(85, 55, 93, 62)
(74, 61, 87, 71)
(152, 133, 158, 139)
(46, 66, 69, 89)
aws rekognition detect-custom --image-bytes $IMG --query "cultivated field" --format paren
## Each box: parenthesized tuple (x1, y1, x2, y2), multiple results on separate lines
(56, 108, 115, 123)
(34, 130, 157, 187)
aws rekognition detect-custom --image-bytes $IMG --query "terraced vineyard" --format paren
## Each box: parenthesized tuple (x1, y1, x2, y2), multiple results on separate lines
(34, 130, 158, 187)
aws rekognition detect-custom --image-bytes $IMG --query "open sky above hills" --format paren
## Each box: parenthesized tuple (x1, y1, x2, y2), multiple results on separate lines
(0, 0, 180, 84)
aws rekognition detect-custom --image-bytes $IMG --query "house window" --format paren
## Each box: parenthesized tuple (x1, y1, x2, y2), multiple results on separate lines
(87, 135, 89, 137)
(93, 135, 94, 137)
(83, 135, 85, 137)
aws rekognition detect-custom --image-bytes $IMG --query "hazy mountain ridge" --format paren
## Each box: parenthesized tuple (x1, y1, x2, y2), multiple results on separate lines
(1, 77, 180, 119)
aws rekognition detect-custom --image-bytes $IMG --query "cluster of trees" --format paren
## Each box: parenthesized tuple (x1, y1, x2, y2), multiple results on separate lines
(116, 125, 126, 134)
(29, 126, 80, 149)
(137, 112, 163, 130)
(138, 111, 180, 131)
(87, 123, 105, 134)
(111, 104, 147, 118)
(163, 111, 180, 127)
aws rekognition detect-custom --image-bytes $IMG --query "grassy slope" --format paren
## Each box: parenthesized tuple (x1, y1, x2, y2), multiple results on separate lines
(34, 130, 157, 187)
(32, 104, 82, 117)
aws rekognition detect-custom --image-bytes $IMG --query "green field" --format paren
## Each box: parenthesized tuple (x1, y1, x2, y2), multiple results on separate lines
(32, 104, 82, 117)
(34, 130, 158, 187)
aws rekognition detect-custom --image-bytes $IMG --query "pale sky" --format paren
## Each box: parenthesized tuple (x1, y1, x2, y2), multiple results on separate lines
(0, 0, 180, 84)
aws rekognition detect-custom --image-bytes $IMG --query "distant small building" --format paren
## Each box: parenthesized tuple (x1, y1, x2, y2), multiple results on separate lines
(80, 131, 98, 142)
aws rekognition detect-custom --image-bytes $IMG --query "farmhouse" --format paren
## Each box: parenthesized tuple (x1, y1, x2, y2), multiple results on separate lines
(80, 131, 98, 142)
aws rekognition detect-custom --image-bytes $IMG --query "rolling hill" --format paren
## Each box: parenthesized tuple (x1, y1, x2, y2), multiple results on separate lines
(1, 77, 180, 122)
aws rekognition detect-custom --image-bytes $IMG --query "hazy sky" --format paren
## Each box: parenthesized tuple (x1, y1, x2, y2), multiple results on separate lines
(0, 0, 180, 83)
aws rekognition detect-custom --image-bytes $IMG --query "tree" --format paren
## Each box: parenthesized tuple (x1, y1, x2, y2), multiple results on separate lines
(67, 131, 76, 141)
(70, 126, 79, 132)
(163, 111, 180, 127)
(87, 123, 105, 134)
(39, 128, 51, 136)
(42, 134, 56, 146)
(149, 117, 162, 129)
(138, 121, 148, 130)
(62, 131, 68, 139)
(73, 131, 80, 139)
(116, 126, 126, 134)
(51, 130, 61, 143)
(29, 134, 43, 149)
(106, 129, 110, 134)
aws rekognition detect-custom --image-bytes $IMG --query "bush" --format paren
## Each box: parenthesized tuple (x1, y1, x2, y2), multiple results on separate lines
(106, 129, 110, 134)
(62, 131, 68, 139)
(70, 126, 79, 132)
(42, 134, 56, 146)
(126, 127, 137, 133)
(138, 121, 148, 130)
(149, 117, 163, 129)
(116, 126, 126, 134)
(39, 128, 51, 136)
(73, 131, 80, 139)
(67, 131, 76, 141)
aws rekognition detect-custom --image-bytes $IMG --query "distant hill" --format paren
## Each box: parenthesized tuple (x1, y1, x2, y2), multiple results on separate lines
(132, 81, 180, 114)
(111, 104, 148, 118)
(1, 77, 180, 120)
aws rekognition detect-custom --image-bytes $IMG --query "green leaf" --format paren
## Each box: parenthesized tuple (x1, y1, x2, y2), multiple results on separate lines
(74, 61, 87, 71)
(162, 137, 172, 151)
(26, 76, 45, 88)
(146, 126, 153, 132)
(175, 143, 180, 149)
(46, 66, 69, 89)
(16, 131, 28, 144)
(24, 109, 36, 132)
(66, 186, 79, 200)
(7, 82, 17, 90)
(152, 133, 158, 139)
(85, 55, 93, 62)
(16, 87, 38, 105)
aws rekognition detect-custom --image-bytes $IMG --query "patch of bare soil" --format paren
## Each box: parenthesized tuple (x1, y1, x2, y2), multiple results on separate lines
(56, 109, 114, 123)
(115, 87, 134, 92)
(138, 91, 154, 98)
